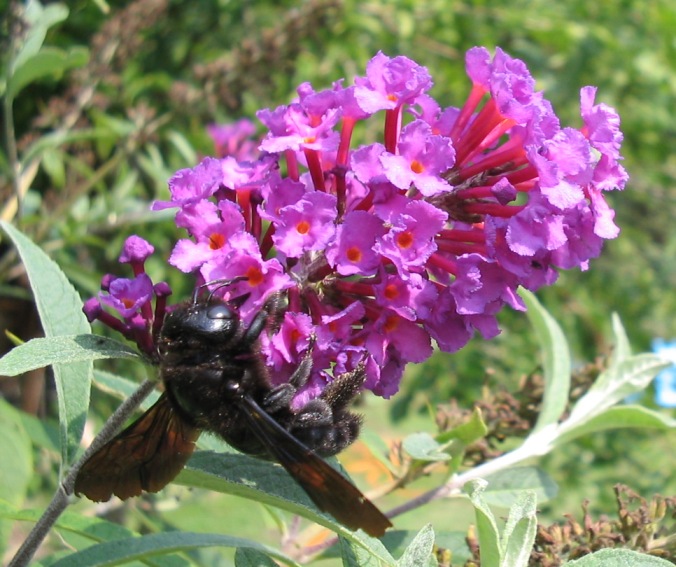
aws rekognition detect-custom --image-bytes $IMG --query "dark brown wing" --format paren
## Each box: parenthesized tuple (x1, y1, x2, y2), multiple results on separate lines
(239, 396, 392, 537)
(74, 393, 200, 502)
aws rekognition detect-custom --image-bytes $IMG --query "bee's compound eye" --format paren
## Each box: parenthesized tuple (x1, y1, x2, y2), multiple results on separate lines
(207, 304, 233, 320)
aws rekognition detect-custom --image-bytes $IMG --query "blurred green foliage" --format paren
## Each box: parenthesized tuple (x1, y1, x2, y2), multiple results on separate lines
(1, 0, 675, 562)
(5, 0, 675, 348)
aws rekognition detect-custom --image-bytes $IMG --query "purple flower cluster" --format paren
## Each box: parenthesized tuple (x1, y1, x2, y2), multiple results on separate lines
(86, 47, 627, 401)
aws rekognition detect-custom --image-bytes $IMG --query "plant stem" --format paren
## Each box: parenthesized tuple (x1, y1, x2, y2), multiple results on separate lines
(8, 379, 156, 567)
(1, 8, 21, 223)
(385, 427, 556, 520)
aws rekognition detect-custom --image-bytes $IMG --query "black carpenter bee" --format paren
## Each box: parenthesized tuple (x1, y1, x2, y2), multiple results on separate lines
(74, 290, 392, 537)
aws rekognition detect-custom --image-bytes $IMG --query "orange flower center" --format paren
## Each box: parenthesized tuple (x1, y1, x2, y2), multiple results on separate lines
(209, 233, 226, 250)
(346, 246, 363, 262)
(410, 160, 424, 174)
(384, 315, 399, 333)
(396, 230, 414, 249)
(296, 220, 311, 235)
(384, 283, 399, 300)
(246, 266, 264, 286)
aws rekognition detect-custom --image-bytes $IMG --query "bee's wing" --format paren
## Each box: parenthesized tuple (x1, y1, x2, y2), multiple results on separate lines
(74, 393, 200, 502)
(239, 395, 391, 537)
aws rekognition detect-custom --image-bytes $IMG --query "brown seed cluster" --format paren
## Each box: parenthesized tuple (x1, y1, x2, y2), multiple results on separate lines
(178, 0, 342, 112)
(460, 486, 676, 566)
(435, 358, 608, 466)
(528, 485, 675, 566)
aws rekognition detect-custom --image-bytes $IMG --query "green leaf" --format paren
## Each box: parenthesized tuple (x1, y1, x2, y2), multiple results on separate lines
(21, 127, 110, 166)
(338, 536, 363, 567)
(500, 491, 537, 567)
(396, 524, 435, 567)
(0, 499, 186, 565)
(564, 548, 675, 566)
(7, 46, 88, 99)
(338, 535, 394, 567)
(402, 432, 452, 462)
(437, 407, 488, 446)
(92, 369, 159, 407)
(178, 452, 395, 563)
(0, 404, 32, 557)
(327, 530, 470, 566)
(521, 290, 572, 433)
(482, 466, 558, 507)
(234, 547, 278, 567)
(10, 403, 60, 453)
(555, 405, 676, 446)
(1, 221, 92, 466)
(467, 480, 501, 567)
(0, 335, 141, 376)
(41, 147, 66, 188)
(48, 532, 300, 567)
(11, 1, 69, 73)
(167, 131, 198, 166)
(567, 354, 669, 425)
(609, 313, 632, 364)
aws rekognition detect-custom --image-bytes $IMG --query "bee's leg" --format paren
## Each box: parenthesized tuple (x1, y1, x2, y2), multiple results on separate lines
(291, 397, 362, 457)
(288, 348, 313, 388)
(242, 308, 270, 343)
(291, 398, 335, 452)
(261, 345, 314, 413)
(290, 366, 366, 456)
(261, 383, 296, 413)
(242, 292, 295, 344)
(261, 292, 285, 333)
(319, 364, 366, 410)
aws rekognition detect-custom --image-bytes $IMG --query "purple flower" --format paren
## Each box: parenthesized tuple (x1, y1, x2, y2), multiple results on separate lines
(354, 52, 432, 113)
(207, 119, 259, 160)
(379, 120, 455, 196)
(200, 238, 293, 324)
(151, 157, 224, 211)
(268, 191, 338, 257)
(326, 211, 386, 276)
(423, 290, 473, 352)
(86, 46, 625, 401)
(317, 302, 365, 353)
(450, 254, 525, 317)
(579, 88, 629, 195)
(98, 274, 152, 316)
(373, 271, 437, 321)
(258, 102, 341, 154)
(169, 200, 246, 273)
(264, 312, 314, 382)
(119, 236, 154, 265)
(350, 143, 389, 185)
(373, 196, 448, 279)
(97, 274, 156, 354)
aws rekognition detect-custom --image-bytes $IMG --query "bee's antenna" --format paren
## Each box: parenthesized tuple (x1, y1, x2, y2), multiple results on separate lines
(192, 276, 248, 304)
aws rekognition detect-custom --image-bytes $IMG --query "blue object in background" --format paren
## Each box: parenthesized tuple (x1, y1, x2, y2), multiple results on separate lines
(651, 338, 676, 408)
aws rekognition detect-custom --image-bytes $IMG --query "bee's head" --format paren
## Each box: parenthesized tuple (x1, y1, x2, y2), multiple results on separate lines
(161, 300, 242, 345)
